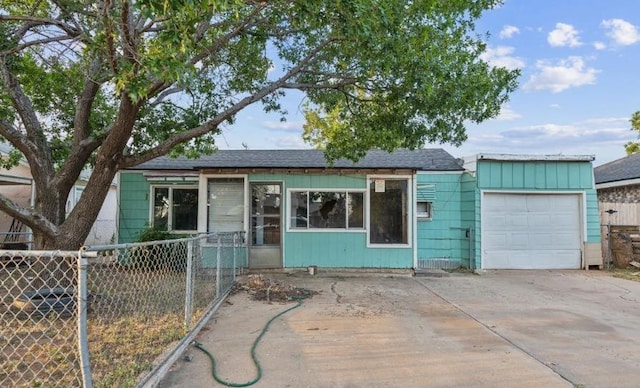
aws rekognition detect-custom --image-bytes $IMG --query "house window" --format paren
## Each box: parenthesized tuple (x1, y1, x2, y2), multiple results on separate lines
(416, 201, 432, 220)
(289, 190, 364, 230)
(369, 178, 408, 244)
(152, 186, 198, 232)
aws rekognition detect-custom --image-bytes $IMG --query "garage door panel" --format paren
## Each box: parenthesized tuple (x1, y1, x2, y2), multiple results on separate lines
(530, 214, 551, 226)
(483, 193, 582, 269)
(554, 214, 579, 229)
(525, 196, 546, 211)
(485, 215, 508, 231)
(510, 232, 532, 249)
(551, 233, 581, 249)
(508, 214, 528, 228)
(504, 196, 527, 211)
(484, 232, 508, 249)
(484, 250, 581, 269)
(529, 232, 554, 247)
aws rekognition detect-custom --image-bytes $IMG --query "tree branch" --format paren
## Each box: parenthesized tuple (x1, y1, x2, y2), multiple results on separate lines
(120, 37, 337, 168)
(145, 3, 267, 99)
(73, 58, 104, 144)
(0, 193, 58, 239)
(281, 79, 358, 90)
(0, 120, 31, 157)
(5, 34, 81, 57)
(0, 15, 81, 37)
(0, 56, 49, 164)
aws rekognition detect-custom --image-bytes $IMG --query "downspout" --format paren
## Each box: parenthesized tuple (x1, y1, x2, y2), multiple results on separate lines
(412, 173, 418, 269)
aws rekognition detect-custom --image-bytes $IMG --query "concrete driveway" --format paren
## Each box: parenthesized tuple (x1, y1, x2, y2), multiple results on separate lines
(159, 270, 640, 387)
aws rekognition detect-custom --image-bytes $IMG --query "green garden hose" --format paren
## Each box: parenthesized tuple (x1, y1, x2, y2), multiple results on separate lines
(193, 293, 311, 387)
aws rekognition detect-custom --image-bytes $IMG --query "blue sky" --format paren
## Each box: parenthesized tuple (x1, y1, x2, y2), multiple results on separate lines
(216, 0, 640, 166)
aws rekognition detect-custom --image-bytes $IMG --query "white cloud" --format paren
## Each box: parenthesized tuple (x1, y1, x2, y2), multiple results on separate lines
(548, 23, 582, 47)
(499, 25, 520, 39)
(601, 18, 640, 46)
(523, 56, 598, 93)
(271, 135, 308, 149)
(593, 41, 607, 50)
(549, 103, 560, 109)
(261, 120, 304, 132)
(460, 117, 634, 163)
(480, 46, 525, 70)
(496, 105, 521, 121)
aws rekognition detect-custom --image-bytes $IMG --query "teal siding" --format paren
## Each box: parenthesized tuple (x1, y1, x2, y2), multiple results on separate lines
(118, 172, 198, 243)
(461, 173, 477, 268)
(268, 173, 407, 268)
(416, 173, 470, 267)
(285, 232, 412, 268)
(477, 161, 594, 190)
(119, 172, 152, 243)
(473, 159, 601, 268)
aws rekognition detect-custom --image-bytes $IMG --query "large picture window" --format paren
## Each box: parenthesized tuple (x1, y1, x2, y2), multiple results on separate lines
(152, 186, 198, 232)
(290, 190, 364, 230)
(369, 178, 409, 244)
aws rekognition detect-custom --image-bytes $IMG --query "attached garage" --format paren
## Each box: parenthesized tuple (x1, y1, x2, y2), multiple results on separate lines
(471, 154, 601, 270)
(482, 193, 582, 269)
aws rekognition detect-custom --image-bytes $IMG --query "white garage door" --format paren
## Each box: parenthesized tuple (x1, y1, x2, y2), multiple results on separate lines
(482, 193, 582, 269)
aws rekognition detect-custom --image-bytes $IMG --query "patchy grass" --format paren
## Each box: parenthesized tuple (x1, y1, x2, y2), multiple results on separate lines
(88, 314, 186, 388)
(2, 262, 219, 387)
(442, 266, 475, 274)
(611, 268, 640, 282)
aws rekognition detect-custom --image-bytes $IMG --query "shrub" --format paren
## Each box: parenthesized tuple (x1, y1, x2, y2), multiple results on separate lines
(119, 226, 185, 271)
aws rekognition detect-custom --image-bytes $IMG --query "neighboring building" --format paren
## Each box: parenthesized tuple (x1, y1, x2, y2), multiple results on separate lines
(0, 143, 118, 247)
(117, 149, 602, 270)
(66, 171, 118, 246)
(595, 153, 640, 226)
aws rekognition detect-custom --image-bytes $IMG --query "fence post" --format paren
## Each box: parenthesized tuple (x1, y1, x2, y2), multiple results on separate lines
(77, 248, 93, 388)
(216, 235, 222, 298)
(184, 239, 194, 330)
(233, 233, 237, 283)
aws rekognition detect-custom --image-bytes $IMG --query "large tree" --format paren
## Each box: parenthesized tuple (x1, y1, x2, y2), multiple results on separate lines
(0, 0, 519, 250)
(625, 111, 640, 155)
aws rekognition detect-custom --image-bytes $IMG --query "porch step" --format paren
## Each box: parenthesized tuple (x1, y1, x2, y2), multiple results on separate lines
(414, 268, 449, 278)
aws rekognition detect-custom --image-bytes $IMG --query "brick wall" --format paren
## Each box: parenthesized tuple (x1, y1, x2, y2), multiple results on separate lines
(598, 184, 640, 203)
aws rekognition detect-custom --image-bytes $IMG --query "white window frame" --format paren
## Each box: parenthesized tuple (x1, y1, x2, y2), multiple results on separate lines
(416, 201, 433, 220)
(286, 188, 367, 232)
(366, 175, 413, 248)
(149, 185, 199, 233)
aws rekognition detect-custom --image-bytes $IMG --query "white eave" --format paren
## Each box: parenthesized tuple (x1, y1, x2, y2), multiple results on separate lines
(477, 153, 595, 162)
(596, 178, 640, 190)
(0, 174, 32, 185)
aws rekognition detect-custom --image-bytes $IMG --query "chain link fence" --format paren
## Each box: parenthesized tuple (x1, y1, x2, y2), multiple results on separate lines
(0, 232, 246, 387)
(1, 250, 82, 387)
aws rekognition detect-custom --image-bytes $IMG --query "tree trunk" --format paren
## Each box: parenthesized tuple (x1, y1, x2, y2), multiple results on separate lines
(30, 98, 138, 250)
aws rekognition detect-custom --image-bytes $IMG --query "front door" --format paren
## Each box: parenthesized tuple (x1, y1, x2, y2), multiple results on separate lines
(249, 183, 282, 268)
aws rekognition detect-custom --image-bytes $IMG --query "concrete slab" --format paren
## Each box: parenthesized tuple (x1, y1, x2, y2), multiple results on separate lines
(158, 271, 606, 388)
(419, 270, 640, 388)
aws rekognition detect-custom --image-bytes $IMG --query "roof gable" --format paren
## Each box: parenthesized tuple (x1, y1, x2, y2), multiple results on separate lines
(127, 148, 463, 172)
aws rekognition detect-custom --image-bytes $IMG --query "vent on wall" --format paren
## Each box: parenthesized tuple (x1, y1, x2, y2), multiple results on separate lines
(417, 258, 461, 270)
(417, 183, 436, 201)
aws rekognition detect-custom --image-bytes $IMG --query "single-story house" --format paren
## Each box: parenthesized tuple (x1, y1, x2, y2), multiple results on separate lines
(594, 152, 640, 226)
(117, 149, 602, 270)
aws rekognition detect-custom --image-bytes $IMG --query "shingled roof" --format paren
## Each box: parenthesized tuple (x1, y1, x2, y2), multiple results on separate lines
(594, 152, 640, 184)
(127, 148, 463, 171)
